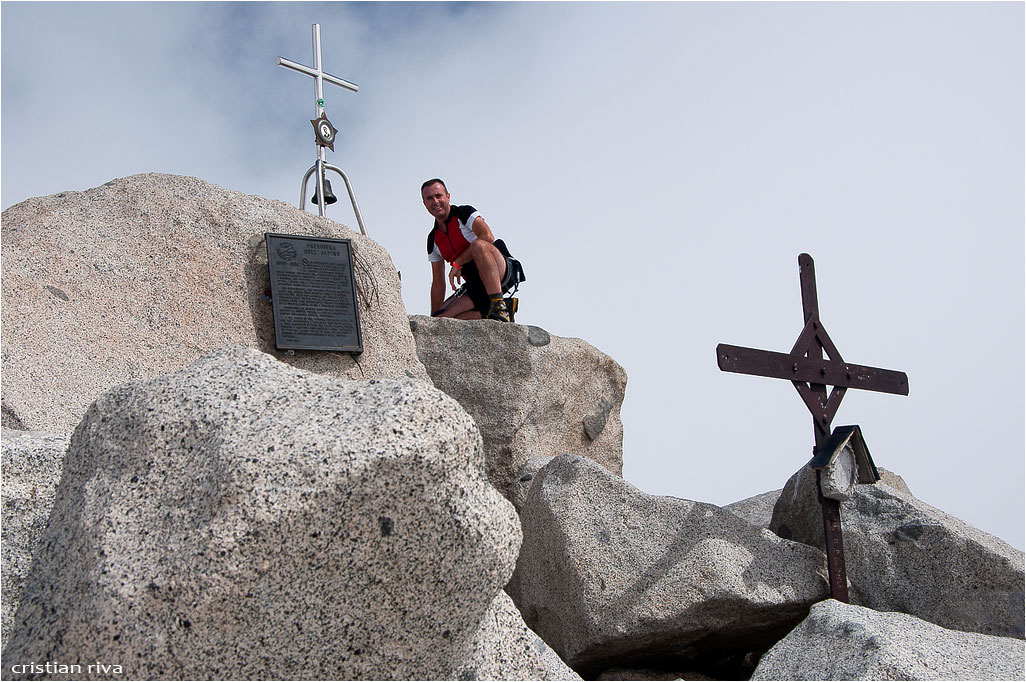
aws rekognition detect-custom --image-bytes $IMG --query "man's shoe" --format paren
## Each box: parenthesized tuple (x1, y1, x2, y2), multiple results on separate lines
(487, 297, 511, 322)
(505, 297, 518, 323)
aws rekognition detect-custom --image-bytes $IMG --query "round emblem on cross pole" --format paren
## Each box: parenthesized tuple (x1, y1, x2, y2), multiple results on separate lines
(311, 113, 338, 151)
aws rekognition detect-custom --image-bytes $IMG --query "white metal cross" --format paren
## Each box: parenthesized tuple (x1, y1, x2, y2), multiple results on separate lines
(276, 24, 358, 119)
(276, 24, 367, 234)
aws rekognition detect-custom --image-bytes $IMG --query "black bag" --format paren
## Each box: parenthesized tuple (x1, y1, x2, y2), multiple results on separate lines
(493, 238, 526, 294)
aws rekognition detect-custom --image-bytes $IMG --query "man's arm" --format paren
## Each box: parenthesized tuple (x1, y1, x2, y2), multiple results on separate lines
(430, 259, 447, 314)
(471, 216, 495, 243)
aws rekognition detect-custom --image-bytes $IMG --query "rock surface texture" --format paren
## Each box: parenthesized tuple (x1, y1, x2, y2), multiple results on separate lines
(724, 466, 906, 531)
(462, 592, 580, 681)
(752, 599, 1026, 680)
(409, 315, 626, 498)
(507, 454, 830, 677)
(770, 464, 1025, 639)
(724, 489, 780, 529)
(1, 173, 428, 434)
(510, 456, 556, 512)
(2, 346, 569, 680)
(0, 430, 68, 649)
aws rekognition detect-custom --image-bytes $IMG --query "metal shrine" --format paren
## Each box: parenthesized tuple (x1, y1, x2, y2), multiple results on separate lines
(716, 253, 909, 601)
(277, 23, 368, 235)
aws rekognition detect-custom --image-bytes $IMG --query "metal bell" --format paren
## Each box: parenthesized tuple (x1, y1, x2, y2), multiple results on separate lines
(312, 178, 337, 205)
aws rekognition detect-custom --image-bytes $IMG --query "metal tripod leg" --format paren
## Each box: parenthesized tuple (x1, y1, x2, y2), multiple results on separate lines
(299, 161, 368, 236)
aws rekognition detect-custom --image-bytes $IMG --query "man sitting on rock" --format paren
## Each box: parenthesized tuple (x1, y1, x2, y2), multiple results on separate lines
(421, 178, 512, 322)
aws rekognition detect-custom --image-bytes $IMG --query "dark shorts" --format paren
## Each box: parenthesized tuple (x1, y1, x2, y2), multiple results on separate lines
(459, 261, 491, 315)
(431, 257, 514, 317)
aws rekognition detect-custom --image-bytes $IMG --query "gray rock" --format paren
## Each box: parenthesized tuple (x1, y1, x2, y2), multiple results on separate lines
(770, 463, 1025, 638)
(1, 407, 25, 430)
(461, 592, 580, 681)
(752, 599, 1026, 681)
(877, 467, 912, 495)
(527, 325, 551, 347)
(595, 669, 715, 681)
(1, 173, 428, 434)
(507, 454, 830, 675)
(583, 397, 613, 441)
(724, 489, 781, 529)
(1, 429, 68, 649)
(511, 456, 557, 513)
(2, 346, 524, 680)
(410, 315, 626, 498)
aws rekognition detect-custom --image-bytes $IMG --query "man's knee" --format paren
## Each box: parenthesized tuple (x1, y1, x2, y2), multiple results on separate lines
(470, 239, 506, 275)
(469, 238, 495, 259)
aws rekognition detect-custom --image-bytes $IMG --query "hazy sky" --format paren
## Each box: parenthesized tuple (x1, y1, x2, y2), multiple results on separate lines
(2, 2, 1023, 550)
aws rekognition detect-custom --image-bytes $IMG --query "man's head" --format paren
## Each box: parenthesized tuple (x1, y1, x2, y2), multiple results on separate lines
(421, 178, 450, 222)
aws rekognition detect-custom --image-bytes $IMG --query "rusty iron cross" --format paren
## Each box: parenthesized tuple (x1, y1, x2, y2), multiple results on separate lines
(716, 253, 909, 601)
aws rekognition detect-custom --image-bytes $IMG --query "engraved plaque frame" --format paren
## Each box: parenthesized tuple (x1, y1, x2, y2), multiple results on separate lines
(265, 233, 363, 353)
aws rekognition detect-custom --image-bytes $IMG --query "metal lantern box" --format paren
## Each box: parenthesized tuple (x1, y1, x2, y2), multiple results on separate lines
(809, 424, 880, 502)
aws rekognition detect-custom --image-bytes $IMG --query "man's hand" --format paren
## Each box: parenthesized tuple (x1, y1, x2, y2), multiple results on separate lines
(449, 263, 463, 290)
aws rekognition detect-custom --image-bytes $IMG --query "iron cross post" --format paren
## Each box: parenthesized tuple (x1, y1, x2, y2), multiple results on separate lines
(277, 24, 368, 234)
(716, 253, 909, 601)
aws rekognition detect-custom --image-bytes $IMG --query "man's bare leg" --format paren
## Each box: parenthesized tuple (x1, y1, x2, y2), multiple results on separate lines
(435, 241, 508, 321)
(466, 239, 507, 295)
(434, 291, 480, 319)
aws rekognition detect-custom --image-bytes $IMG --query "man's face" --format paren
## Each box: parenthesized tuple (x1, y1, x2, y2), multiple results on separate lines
(422, 182, 450, 222)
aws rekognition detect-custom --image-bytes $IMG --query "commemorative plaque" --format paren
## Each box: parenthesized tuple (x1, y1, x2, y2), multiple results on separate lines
(265, 233, 363, 353)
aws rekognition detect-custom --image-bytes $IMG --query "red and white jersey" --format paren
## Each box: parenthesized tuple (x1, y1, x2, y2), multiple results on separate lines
(427, 205, 481, 264)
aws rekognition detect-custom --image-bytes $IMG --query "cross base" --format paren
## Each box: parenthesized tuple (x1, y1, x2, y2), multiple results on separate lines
(817, 472, 849, 602)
